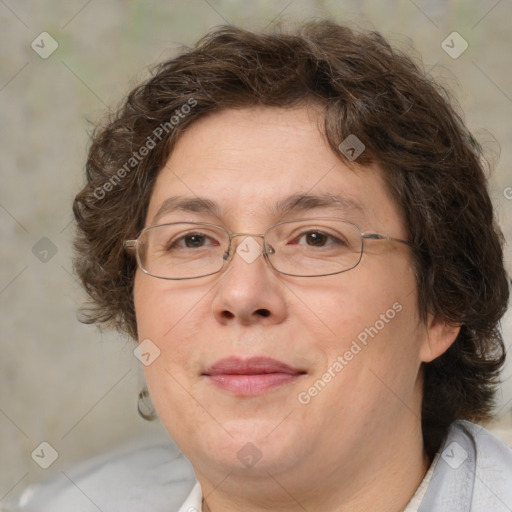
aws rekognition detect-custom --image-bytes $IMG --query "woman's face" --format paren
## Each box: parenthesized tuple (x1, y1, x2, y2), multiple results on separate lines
(134, 106, 455, 500)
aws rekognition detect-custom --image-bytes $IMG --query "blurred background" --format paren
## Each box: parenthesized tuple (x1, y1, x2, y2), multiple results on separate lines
(1, 0, 511, 502)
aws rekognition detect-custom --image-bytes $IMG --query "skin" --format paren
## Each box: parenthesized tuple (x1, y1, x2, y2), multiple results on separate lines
(134, 106, 459, 512)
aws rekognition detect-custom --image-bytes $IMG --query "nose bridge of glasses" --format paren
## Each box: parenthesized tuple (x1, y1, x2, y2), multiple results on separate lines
(229, 232, 265, 241)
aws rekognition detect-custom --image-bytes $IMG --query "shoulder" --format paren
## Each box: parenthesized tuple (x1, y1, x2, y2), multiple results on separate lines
(420, 419, 512, 512)
(457, 420, 512, 510)
(448, 419, 512, 472)
(13, 440, 197, 512)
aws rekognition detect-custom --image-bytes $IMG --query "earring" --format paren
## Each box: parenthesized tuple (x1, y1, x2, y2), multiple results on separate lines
(137, 387, 158, 421)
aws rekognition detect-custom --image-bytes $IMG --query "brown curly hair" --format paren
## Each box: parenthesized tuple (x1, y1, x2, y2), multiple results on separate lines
(73, 20, 510, 456)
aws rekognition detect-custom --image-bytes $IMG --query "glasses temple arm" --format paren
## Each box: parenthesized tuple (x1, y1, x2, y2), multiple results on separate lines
(361, 233, 412, 246)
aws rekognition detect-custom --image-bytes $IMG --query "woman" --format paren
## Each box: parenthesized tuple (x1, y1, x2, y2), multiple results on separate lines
(20, 20, 512, 512)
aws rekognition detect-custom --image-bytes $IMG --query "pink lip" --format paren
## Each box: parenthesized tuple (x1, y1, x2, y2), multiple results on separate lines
(203, 357, 306, 396)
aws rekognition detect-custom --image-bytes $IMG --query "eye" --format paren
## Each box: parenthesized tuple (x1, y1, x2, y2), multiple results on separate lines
(301, 231, 329, 246)
(168, 232, 219, 250)
(293, 230, 345, 247)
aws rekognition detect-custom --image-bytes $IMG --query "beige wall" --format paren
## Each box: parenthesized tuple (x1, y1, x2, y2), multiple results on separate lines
(1, 0, 511, 500)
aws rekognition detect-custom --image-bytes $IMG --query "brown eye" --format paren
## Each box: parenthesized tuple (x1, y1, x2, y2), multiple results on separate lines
(167, 232, 219, 251)
(291, 230, 346, 248)
(304, 232, 329, 246)
(183, 234, 207, 248)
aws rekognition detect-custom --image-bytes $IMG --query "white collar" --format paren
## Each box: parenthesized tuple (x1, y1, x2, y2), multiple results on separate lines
(177, 481, 203, 512)
(403, 451, 440, 512)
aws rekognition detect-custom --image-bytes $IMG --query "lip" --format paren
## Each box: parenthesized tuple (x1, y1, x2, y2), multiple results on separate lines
(202, 357, 306, 396)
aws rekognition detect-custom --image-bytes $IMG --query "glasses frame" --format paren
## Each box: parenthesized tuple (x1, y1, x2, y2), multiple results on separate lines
(123, 218, 411, 280)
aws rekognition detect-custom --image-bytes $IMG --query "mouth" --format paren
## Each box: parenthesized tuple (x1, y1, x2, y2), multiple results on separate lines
(202, 356, 307, 396)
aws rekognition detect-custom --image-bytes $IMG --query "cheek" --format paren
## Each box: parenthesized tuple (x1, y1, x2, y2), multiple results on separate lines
(300, 286, 423, 428)
(311, 260, 422, 374)
(134, 272, 203, 341)
(134, 275, 203, 419)
(134, 272, 223, 378)
(134, 274, 188, 384)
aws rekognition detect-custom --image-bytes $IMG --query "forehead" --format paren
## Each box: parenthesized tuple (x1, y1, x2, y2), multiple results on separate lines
(147, 106, 403, 232)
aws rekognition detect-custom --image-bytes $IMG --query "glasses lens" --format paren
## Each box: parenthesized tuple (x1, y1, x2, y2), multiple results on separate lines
(138, 223, 229, 279)
(265, 219, 363, 276)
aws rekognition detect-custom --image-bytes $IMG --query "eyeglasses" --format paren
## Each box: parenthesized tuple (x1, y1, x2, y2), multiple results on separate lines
(123, 218, 411, 280)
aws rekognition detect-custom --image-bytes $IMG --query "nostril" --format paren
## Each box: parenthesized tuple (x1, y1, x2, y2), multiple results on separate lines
(256, 309, 271, 317)
(221, 311, 235, 319)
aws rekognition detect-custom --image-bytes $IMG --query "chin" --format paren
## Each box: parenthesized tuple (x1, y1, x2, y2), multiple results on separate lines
(189, 416, 307, 472)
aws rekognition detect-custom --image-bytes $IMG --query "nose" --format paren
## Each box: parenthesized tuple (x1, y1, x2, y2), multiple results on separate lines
(211, 235, 288, 326)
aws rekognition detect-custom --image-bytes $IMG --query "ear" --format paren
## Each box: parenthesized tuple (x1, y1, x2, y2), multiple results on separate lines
(420, 313, 460, 363)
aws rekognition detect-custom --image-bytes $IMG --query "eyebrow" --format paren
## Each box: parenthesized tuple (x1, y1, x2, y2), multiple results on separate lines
(269, 192, 366, 219)
(150, 192, 367, 225)
(151, 196, 221, 225)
